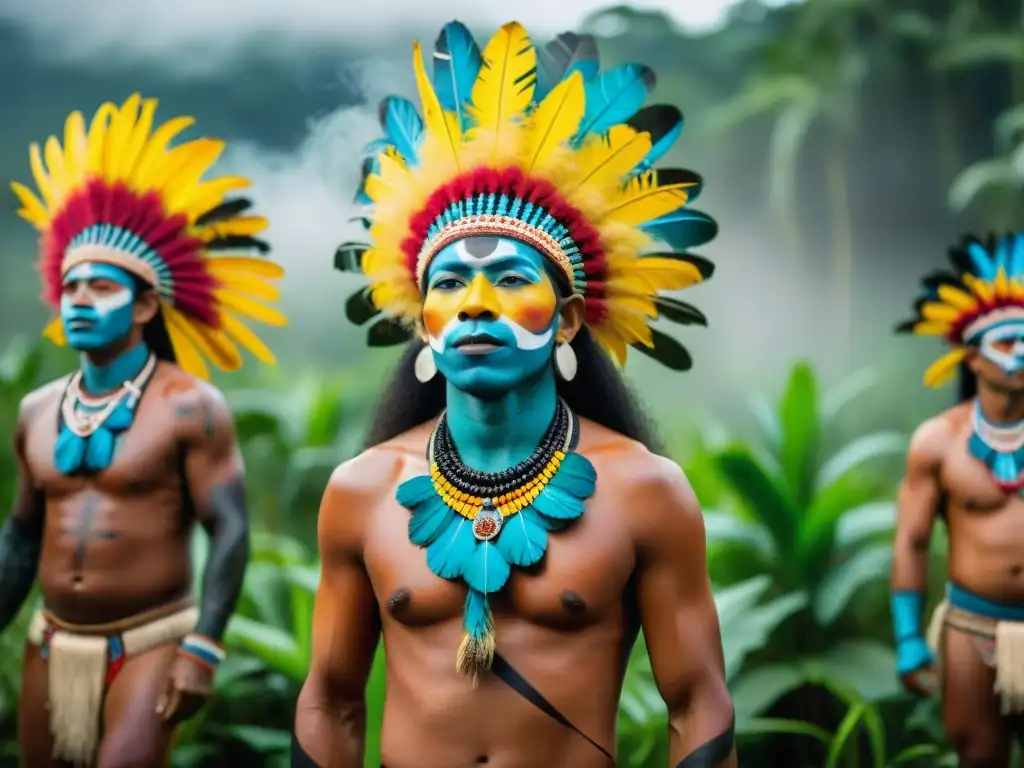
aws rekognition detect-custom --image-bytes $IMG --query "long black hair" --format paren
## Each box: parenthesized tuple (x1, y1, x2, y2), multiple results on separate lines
(957, 361, 977, 403)
(363, 327, 661, 452)
(131, 275, 177, 364)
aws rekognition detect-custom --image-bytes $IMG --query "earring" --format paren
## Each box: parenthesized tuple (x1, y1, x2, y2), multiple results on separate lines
(554, 341, 577, 381)
(414, 345, 437, 383)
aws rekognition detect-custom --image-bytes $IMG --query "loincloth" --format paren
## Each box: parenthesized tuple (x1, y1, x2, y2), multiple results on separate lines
(27, 597, 198, 766)
(927, 582, 1024, 714)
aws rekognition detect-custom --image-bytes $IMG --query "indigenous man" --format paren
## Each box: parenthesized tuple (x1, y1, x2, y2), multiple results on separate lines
(1, 95, 287, 767)
(893, 233, 1024, 767)
(294, 20, 735, 768)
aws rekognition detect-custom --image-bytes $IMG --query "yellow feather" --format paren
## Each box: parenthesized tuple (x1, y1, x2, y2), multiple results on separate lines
(589, 325, 628, 366)
(62, 111, 87, 186)
(184, 176, 252, 221)
(995, 266, 1011, 296)
(44, 137, 67, 197)
(205, 256, 284, 280)
(85, 102, 117, 176)
(105, 94, 142, 181)
(627, 257, 703, 290)
(600, 170, 693, 226)
(963, 274, 996, 303)
(214, 289, 288, 326)
(920, 301, 962, 322)
(603, 307, 653, 346)
(194, 325, 243, 372)
(28, 143, 54, 209)
(215, 279, 281, 303)
(220, 312, 277, 365)
(413, 41, 462, 170)
(131, 114, 195, 188)
(42, 316, 66, 346)
(10, 182, 49, 227)
(158, 139, 225, 210)
(936, 284, 978, 310)
(523, 71, 584, 171)
(196, 215, 268, 242)
(606, 294, 657, 318)
(912, 320, 951, 335)
(565, 125, 652, 193)
(923, 347, 966, 388)
(115, 98, 158, 181)
(163, 307, 211, 379)
(466, 22, 536, 156)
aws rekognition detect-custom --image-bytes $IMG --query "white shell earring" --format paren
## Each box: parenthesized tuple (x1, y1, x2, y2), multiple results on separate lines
(554, 341, 577, 381)
(414, 345, 437, 383)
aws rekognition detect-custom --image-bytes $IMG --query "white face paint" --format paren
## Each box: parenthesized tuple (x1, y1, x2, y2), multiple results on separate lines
(979, 321, 1024, 374)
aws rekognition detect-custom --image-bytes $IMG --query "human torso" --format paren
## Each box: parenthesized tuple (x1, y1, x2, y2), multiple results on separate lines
(941, 402, 1024, 602)
(22, 363, 199, 625)
(365, 419, 642, 768)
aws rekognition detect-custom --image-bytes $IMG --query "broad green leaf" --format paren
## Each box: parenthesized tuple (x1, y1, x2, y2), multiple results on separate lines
(834, 501, 895, 548)
(809, 640, 901, 702)
(949, 158, 1018, 211)
(777, 361, 820, 508)
(746, 392, 781, 451)
(797, 472, 882, 577)
(820, 366, 880, 423)
(890, 743, 941, 765)
(702, 511, 774, 555)
(817, 431, 907, 489)
(934, 33, 1024, 71)
(730, 663, 810, 721)
(303, 383, 345, 447)
(813, 543, 892, 626)
(994, 104, 1024, 151)
(825, 701, 867, 768)
(241, 562, 291, 627)
(716, 577, 807, 678)
(736, 717, 831, 744)
(714, 446, 796, 553)
(219, 725, 292, 753)
(225, 615, 307, 682)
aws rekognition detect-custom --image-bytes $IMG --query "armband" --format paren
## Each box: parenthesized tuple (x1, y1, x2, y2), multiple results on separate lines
(179, 633, 226, 672)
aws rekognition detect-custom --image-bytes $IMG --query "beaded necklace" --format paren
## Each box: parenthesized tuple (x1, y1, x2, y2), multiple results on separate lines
(969, 399, 1024, 492)
(396, 398, 597, 682)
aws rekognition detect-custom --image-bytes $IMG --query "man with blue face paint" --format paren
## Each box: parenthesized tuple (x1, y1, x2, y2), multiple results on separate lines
(893, 233, 1024, 766)
(1, 96, 286, 767)
(296, 19, 736, 768)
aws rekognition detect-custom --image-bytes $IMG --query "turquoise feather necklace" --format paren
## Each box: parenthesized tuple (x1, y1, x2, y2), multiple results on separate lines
(54, 353, 157, 476)
(396, 398, 596, 682)
(969, 399, 1024, 492)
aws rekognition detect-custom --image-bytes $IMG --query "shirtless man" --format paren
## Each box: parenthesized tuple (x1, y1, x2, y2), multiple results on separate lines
(893, 233, 1024, 767)
(2, 95, 286, 767)
(294, 20, 735, 768)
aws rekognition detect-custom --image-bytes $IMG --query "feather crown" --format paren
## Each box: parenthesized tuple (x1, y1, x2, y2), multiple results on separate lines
(11, 94, 287, 380)
(335, 20, 718, 371)
(896, 233, 1024, 387)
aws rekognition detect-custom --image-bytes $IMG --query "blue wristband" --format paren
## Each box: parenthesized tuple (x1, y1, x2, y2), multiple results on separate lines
(891, 590, 924, 642)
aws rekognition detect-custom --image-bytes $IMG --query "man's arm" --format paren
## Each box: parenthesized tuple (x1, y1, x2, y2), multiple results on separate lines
(631, 455, 736, 768)
(0, 401, 45, 632)
(293, 457, 386, 768)
(890, 416, 945, 683)
(180, 385, 249, 643)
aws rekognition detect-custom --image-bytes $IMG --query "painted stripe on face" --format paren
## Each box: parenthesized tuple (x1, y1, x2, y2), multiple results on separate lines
(979, 320, 1024, 373)
(429, 314, 554, 353)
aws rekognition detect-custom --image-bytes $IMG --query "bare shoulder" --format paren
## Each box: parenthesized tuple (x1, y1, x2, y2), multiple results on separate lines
(579, 418, 701, 544)
(18, 375, 70, 425)
(318, 421, 433, 557)
(151, 363, 231, 440)
(908, 404, 967, 468)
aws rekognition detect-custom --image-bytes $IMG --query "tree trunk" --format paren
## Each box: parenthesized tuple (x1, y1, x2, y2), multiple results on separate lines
(824, 134, 853, 367)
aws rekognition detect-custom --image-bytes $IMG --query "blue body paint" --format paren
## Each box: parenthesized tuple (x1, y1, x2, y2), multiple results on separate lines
(891, 590, 933, 674)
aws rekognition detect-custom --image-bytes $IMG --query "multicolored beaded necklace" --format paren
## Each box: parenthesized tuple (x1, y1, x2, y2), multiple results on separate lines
(396, 398, 597, 682)
(969, 399, 1024, 492)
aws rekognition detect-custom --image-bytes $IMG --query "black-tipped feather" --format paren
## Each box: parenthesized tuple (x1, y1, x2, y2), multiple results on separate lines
(195, 198, 253, 226)
(345, 289, 380, 326)
(206, 235, 270, 253)
(367, 317, 412, 347)
(641, 251, 715, 279)
(631, 328, 692, 371)
(355, 156, 374, 203)
(655, 297, 707, 326)
(334, 242, 368, 272)
(349, 216, 372, 230)
(536, 32, 600, 96)
(894, 319, 917, 333)
(651, 168, 703, 201)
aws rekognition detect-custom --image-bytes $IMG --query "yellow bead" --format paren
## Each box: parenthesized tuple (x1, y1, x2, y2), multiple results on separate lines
(551, 456, 561, 468)
(513, 497, 524, 510)
(542, 468, 553, 479)
(554, 451, 565, 460)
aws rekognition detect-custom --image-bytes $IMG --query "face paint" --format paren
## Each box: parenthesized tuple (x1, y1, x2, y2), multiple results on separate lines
(975, 320, 1024, 375)
(422, 236, 560, 394)
(60, 262, 137, 351)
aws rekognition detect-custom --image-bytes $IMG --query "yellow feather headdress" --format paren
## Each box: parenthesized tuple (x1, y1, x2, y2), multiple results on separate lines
(334, 21, 718, 370)
(11, 94, 287, 379)
(897, 233, 1024, 387)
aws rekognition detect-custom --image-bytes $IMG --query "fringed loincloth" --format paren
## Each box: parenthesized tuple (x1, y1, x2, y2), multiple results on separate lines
(27, 598, 198, 766)
(927, 582, 1024, 714)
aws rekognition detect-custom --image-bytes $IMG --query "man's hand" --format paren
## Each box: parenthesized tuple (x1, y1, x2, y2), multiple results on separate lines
(156, 652, 215, 725)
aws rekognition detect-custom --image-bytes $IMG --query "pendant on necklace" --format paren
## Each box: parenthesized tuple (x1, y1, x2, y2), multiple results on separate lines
(970, 401, 1024, 492)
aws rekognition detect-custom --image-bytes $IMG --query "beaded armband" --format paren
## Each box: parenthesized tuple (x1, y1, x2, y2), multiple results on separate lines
(179, 633, 226, 672)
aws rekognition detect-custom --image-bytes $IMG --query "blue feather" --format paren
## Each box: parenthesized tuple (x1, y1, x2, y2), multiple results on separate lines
(627, 105, 684, 176)
(54, 428, 86, 475)
(463, 540, 511, 595)
(640, 208, 718, 250)
(361, 138, 394, 157)
(494, 511, 548, 567)
(463, 588, 492, 639)
(378, 97, 423, 165)
(426, 516, 475, 579)
(535, 32, 600, 100)
(531, 484, 586, 521)
(407, 498, 452, 547)
(520, 505, 567, 532)
(546, 452, 597, 499)
(1012, 234, 1024, 277)
(104, 401, 134, 431)
(967, 241, 996, 280)
(577, 63, 656, 139)
(84, 428, 115, 473)
(432, 21, 482, 128)
(396, 474, 436, 508)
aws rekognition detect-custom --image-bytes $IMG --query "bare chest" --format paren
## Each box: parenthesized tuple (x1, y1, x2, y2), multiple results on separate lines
(24, 390, 185, 501)
(942, 437, 1024, 514)
(364, 468, 637, 631)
